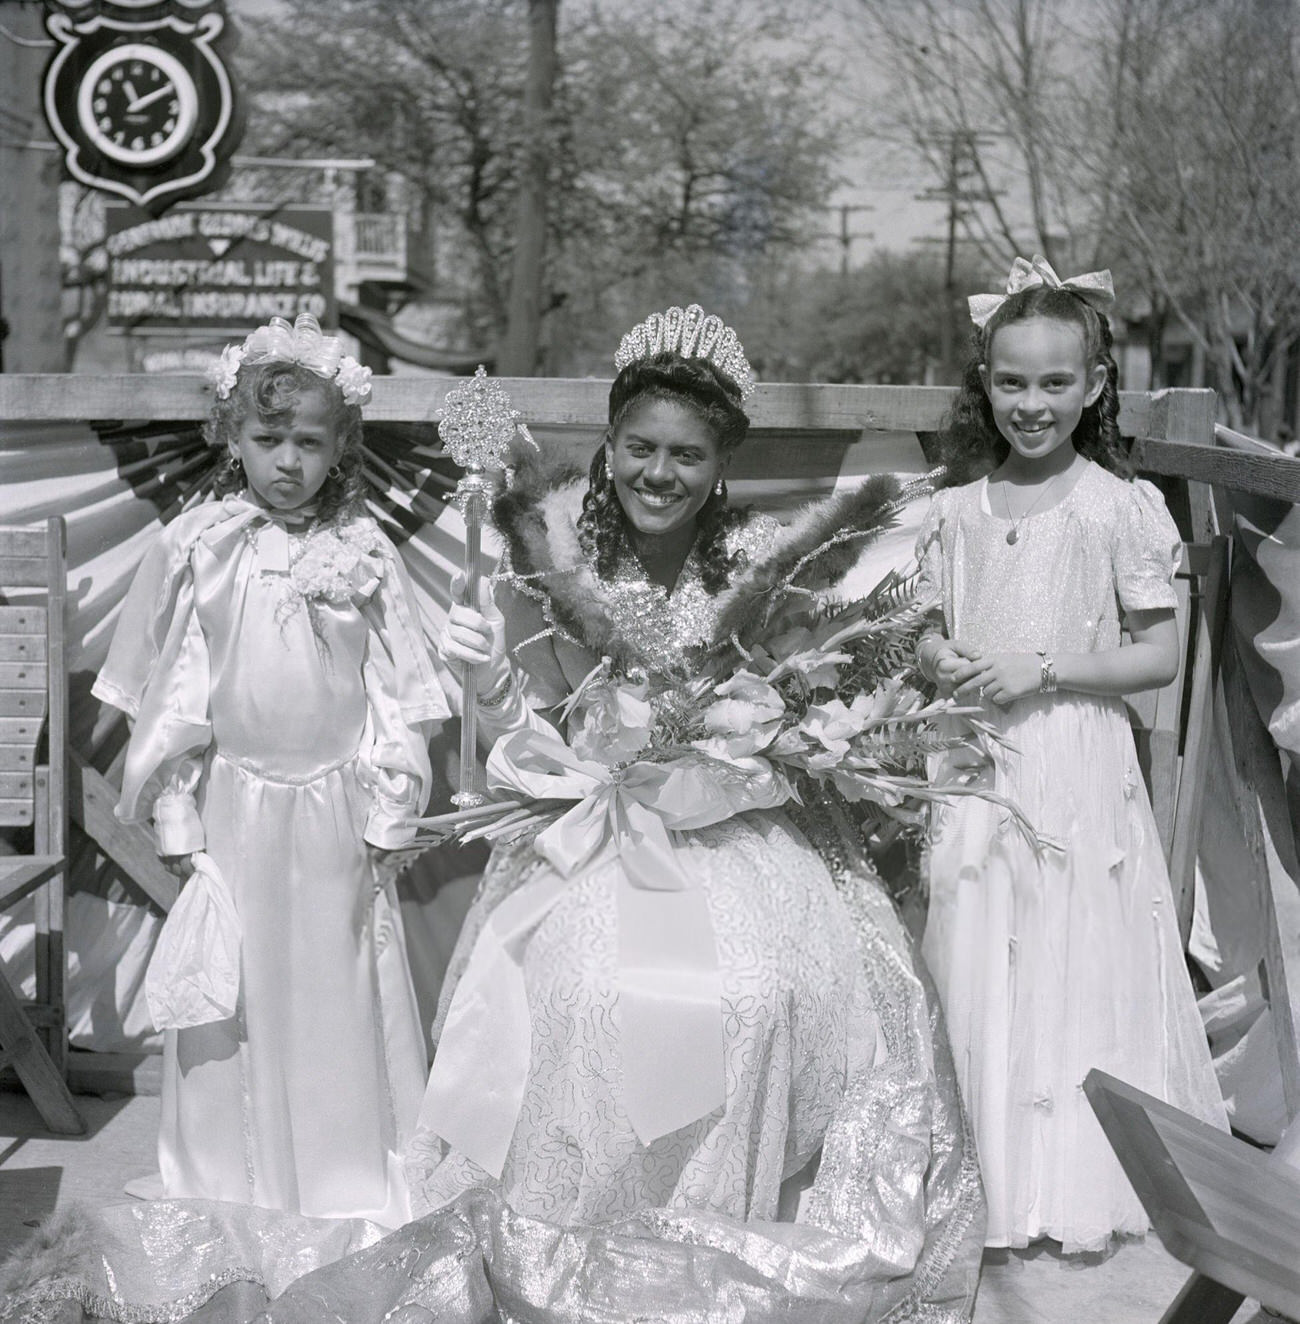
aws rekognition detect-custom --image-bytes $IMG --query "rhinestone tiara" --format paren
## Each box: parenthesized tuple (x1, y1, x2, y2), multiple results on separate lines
(613, 303, 755, 400)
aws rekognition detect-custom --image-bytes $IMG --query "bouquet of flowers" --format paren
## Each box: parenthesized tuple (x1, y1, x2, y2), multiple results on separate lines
(407, 555, 1032, 861)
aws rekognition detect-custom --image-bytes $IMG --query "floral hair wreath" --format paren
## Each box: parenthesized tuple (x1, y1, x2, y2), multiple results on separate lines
(208, 313, 373, 406)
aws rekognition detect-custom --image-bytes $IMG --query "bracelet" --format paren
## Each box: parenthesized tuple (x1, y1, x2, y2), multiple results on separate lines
(1037, 650, 1057, 694)
(477, 666, 516, 711)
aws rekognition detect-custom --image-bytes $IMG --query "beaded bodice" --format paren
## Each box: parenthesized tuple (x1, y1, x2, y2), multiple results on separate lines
(599, 515, 780, 674)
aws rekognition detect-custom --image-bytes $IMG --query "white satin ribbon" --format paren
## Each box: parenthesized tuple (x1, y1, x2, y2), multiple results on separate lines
(417, 726, 788, 1175)
(200, 494, 317, 575)
(968, 254, 1115, 328)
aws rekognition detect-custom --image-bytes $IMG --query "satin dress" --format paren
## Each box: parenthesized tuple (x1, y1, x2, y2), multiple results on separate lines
(92, 495, 449, 1227)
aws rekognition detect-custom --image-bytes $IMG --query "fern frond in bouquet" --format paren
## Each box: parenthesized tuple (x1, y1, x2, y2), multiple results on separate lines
(403, 560, 1038, 862)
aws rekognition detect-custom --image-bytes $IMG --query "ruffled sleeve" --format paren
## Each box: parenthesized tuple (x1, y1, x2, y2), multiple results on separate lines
(913, 488, 948, 604)
(1113, 478, 1181, 614)
(92, 521, 214, 856)
(93, 513, 212, 721)
(357, 531, 449, 848)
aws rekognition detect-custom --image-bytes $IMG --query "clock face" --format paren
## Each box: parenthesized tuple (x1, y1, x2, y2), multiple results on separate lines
(75, 43, 199, 168)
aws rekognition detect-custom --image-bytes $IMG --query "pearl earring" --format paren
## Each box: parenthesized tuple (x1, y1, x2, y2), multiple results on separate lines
(714, 475, 725, 497)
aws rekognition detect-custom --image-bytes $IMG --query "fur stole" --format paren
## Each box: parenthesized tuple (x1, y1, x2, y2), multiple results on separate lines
(492, 448, 930, 666)
(492, 449, 628, 660)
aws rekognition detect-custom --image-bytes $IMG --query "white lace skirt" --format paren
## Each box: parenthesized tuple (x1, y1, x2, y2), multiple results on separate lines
(407, 810, 882, 1224)
(923, 692, 1228, 1251)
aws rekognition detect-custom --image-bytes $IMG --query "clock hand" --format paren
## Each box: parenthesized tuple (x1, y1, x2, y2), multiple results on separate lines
(126, 82, 175, 114)
(123, 80, 139, 105)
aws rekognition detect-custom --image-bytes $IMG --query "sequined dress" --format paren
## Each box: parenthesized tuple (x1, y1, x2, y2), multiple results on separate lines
(388, 487, 984, 1320)
(1, 487, 983, 1324)
(916, 462, 1228, 1252)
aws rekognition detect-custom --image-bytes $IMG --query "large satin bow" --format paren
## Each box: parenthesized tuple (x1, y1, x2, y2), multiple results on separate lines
(199, 494, 316, 575)
(417, 726, 789, 1177)
(968, 254, 1115, 329)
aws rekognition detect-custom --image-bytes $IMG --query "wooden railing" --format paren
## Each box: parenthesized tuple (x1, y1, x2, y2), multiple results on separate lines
(0, 375, 1296, 494)
(345, 212, 407, 267)
(3, 376, 1297, 1102)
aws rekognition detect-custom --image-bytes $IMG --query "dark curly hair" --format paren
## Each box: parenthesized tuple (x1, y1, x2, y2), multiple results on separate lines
(204, 361, 367, 524)
(578, 351, 750, 594)
(934, 284, 1130, 487)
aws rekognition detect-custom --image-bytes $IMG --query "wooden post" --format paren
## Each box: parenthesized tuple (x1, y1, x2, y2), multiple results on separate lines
(497, 0, 558, 376)
(1168, 537, 1229, 943)
(1146, 387, 1219, 541)
(0, 6, 64, 372)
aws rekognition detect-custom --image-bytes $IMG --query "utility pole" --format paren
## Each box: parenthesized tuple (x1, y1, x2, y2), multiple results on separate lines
(825, 203, 874, 276)
(916, 130, 999, 381)
(499, 0, 558, 377)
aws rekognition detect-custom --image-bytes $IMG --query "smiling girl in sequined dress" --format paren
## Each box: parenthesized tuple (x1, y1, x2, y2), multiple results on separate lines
(914, 258, 1228, 1252)
(92, 314, 448, 1225)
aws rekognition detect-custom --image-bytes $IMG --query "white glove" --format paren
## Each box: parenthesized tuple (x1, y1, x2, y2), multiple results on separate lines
(440, 574, 511, 695)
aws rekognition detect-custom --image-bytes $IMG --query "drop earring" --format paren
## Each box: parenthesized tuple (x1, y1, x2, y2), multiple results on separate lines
(714, 475, 725, 498)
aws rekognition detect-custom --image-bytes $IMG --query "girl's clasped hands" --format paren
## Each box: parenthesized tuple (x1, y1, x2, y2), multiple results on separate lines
(920, 635, 1042, 706)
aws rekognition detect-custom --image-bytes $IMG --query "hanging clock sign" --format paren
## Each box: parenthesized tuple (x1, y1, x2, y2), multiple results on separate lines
(43, 1, 243, 214)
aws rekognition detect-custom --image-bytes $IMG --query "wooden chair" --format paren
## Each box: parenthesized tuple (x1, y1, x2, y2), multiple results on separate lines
(0, 518, 83, 1134)
(1126, 536, 1230, 942)
(1086, 1069, 1300, 1323)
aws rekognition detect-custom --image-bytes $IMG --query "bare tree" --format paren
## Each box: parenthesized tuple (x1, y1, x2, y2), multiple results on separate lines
(848, 0, 1110, 273)
(498, 0, 558, 376)
(237, 0, 842, 372)
(1104, 0, 1300, 429)
(851, 0, 1300, 430)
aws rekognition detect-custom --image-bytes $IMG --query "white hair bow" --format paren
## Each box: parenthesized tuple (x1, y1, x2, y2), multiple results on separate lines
(208, 313, 372, 405)
(968, 254, 1115, 329)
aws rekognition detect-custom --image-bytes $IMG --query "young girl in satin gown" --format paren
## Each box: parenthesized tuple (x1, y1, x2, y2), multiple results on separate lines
(92, 314, 449, 1226)
(915, 258, 1228, 1252)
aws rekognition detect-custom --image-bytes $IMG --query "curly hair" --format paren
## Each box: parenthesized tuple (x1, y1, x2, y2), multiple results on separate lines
(934, 285, 1131, 487)
(204, 361, 367, 524)
(577, 352, 750, 594)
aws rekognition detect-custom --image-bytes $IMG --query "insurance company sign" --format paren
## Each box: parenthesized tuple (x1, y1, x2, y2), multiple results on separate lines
(105, 202, 335, 331)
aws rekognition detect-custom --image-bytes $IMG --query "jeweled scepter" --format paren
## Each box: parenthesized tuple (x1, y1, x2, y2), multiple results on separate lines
(439, 366, 532, 807)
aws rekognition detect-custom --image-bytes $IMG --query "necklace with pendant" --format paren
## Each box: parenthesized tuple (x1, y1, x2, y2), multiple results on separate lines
(1000, 470, 1068, 545)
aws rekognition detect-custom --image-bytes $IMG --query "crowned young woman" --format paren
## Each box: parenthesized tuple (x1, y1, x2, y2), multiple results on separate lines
(387, 306, 987, 1321)
(0, 308, 984, 1324)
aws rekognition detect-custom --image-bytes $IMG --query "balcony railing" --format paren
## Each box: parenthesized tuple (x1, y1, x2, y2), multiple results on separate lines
(350, 212, 407, 267)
